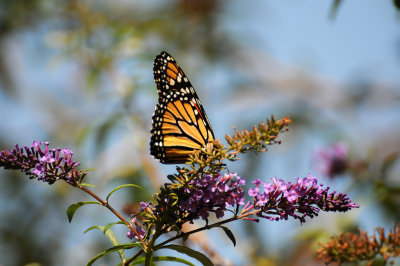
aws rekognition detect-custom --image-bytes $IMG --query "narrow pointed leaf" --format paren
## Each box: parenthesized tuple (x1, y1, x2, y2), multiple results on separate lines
(67, 201, 101, 222)
(219, 226, 236, 246)
(381, 151, 399, 178)
(158, 245, 213, 266)
(103, 221, 125, 233)
(80, 183, 96, 187)
(131, 256, 195, 265)
(84, 225, 103, 234)
(329, 0, 342, 20)
(84, 226, 120, 247)
(86, 243, 142, 266)
(106, 184, 143, 202)
(84, 225, 133, 262)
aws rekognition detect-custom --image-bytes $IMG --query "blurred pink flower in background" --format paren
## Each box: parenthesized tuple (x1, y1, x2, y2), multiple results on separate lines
(314, 143, 348, 178)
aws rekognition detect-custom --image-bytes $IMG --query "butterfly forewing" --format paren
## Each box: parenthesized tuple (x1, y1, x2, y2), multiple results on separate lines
(150, 51, 215, 164)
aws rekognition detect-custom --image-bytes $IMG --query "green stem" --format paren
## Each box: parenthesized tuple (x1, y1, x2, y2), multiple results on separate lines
(144, 227, 162, 266)
(153, 209, 260, 250)
(123, 249, 144, 266)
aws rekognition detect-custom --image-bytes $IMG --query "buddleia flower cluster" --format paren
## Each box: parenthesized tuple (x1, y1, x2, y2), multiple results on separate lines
(128, 172, 246, 238)
(0, 141, 85, 185)
(178, 173, 246, 220)
(247, 174, 358, 223)
(127, 173, 358, 240)
(317, 224, 400, 265)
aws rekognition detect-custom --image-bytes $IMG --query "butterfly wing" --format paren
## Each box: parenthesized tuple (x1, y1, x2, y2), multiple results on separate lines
(150, 51, 215, 164)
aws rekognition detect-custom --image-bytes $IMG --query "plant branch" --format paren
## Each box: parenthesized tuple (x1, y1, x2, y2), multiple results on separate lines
(123, 249, 144, 266)
(153, 208, 259, 249)
(78, 185, 147, 249)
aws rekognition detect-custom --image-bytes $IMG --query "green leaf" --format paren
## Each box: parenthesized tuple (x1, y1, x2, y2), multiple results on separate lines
(84, 225, 103, 234)
(82, 168, 95, 173)
(85, 226, 142, 263)
(67, 201, 101, 223)
(84, 226, 120, 247)
(157, 245, 213, 266)
(394, 0, 400, 10)
(219, 226, 236, 246)
(329, 0, 342, 20)
(103, 221, 125, 233)
(129, 256, 146, 265)
(106, 184, 143, 202)
(86, 243, 142, 266)
(131, 256, 195, 265)
(79, 183, 96, 187)
(381, 151, 399, 178)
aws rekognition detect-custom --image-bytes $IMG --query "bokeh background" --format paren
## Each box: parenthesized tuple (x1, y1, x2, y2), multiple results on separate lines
(1, 0, 399, 265)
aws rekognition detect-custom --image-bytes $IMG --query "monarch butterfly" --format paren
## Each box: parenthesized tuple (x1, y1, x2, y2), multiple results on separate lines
(150, 51, 215, 164)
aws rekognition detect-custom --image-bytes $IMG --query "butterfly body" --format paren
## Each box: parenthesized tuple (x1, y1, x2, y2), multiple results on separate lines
(150, 52, 214, 164)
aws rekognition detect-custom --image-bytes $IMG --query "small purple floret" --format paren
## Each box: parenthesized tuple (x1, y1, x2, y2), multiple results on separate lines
(40, 154, 55, 163)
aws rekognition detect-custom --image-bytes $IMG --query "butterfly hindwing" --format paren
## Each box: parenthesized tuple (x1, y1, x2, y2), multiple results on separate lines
(150, 52, 215, 164)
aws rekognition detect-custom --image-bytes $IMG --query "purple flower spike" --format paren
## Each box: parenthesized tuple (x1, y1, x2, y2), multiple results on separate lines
(0, 141, 86, 185)
(248, 175, 358, 224)
(176, 172, 245, 221)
